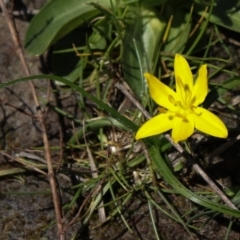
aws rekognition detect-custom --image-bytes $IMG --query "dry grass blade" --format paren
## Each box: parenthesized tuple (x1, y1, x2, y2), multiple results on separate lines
(1, 152, 47, 175)
(83, 121, 107, 223)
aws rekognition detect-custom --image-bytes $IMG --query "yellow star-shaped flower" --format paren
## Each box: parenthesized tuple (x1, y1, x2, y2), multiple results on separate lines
(135, 54, 228, 143)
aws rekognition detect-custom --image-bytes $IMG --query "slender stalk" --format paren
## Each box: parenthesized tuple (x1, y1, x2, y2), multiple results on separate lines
(0, 1, 65, 238)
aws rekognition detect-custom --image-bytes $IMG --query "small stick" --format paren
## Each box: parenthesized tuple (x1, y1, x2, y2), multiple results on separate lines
(116, 82, 238, 210)
(0, 1, 65, 238)
(115, 82, 151, 119)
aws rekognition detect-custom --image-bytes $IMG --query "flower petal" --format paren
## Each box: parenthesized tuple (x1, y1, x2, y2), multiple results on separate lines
(192, 64, 208, 106)
(174, 54, 193, 97)
(144, 73, 179, 111)
(193, 107, 228, 138)
(135, 112, 173, 140)
(171, 115, 194, 142)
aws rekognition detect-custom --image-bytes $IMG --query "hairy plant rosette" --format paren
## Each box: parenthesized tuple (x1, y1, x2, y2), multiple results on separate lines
(135, 54, 228, 143)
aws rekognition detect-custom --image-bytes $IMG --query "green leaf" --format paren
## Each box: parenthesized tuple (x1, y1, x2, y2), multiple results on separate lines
(88, 16, 111, 50)
(162, 4, 192, 54)
(88, 31, 107, 49)
(122, 7, 165, 99)
(68, 117, 129, 145)
(196, 0, 240, 33)
(25, 0, 117, 55)
(149, 141, 240, 218)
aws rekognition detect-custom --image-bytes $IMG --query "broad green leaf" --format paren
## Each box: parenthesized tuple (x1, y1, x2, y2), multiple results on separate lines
(122, 7, 165, 99)
(25, 0, 117, 55)
(195, 0, 240, 33)
(162, 4, 192, 54)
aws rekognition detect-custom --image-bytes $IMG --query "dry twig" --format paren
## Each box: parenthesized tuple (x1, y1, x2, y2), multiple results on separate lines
(0, 1, 65, 238)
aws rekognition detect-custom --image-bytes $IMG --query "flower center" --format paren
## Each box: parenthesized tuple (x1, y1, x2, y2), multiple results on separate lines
(168, 77, 201, 119)
(176, 77, 193, 108)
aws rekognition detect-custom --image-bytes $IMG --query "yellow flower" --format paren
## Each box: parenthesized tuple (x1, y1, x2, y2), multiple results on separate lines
(135, 54, 228, 143)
